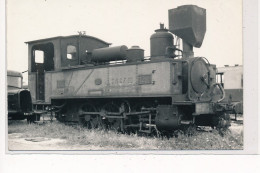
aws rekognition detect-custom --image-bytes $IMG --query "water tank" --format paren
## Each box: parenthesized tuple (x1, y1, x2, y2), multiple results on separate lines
(92, 45, 128, 62)
(126, 46, 144, 62)
(150, 24, 174, 58)
(168, 5, 206, 48)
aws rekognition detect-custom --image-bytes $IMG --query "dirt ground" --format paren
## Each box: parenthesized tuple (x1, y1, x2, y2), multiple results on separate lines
(8, 133, 106, 150)
(8, 133, 68, 150)
(8, 117, 243, 151)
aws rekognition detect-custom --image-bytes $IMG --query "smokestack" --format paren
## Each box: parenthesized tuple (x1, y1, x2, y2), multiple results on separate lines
(160, 23, 164, 29)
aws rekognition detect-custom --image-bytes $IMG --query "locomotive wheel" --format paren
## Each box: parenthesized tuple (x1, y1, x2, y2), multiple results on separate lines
(213, 113, 231, 136)
(119, 100, 131, 113)
(79, 103, 99, 129)
(216, 113, 231, 129)
(85, 115, 100, 129)
(101, 102, 122, 131)
(109, 119, 121, 131)
(56, 112, 65, 122)
(183, 123, 197, 136)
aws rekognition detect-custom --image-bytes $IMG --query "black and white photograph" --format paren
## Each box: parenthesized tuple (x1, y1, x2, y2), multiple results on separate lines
(2, 0, 257, 153)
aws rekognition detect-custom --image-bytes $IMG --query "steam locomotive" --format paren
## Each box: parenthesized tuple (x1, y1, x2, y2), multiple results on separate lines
(26, 5, 233, 134)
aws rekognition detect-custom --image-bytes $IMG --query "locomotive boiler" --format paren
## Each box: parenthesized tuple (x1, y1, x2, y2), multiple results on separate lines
(26, 5, 233, 134)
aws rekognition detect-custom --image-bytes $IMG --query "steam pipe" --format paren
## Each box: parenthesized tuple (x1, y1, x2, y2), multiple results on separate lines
(182, 41, 194, 59)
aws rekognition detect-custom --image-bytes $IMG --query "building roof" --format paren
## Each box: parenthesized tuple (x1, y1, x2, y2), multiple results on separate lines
(217, 65, 243, 73)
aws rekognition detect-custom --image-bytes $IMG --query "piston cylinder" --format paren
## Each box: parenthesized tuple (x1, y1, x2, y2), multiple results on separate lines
(92, 45, 128, 62)
(150, 24, 174, 58)
(126, 46, 144, 62)
(155, 105, 181, 130)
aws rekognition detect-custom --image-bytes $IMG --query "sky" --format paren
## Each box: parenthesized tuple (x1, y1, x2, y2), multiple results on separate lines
(7, 0, 242, 75)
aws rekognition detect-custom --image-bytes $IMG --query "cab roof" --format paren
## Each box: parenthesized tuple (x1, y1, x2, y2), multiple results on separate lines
(25, 35, 111, 45)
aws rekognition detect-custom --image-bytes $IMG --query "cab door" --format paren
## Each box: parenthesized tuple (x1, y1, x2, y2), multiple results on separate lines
(35, 62, 45, 100)
(32, 43, 54, 102)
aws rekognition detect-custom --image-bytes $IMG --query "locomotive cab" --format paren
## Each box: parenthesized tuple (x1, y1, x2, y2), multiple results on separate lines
(26, 35, 110, 105)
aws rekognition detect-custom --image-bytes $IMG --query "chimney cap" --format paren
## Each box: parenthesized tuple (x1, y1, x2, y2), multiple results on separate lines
(160, 23, 164, 29)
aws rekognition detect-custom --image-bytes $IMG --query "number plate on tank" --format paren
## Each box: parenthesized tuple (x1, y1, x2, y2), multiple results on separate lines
(138, 74, 152, 85)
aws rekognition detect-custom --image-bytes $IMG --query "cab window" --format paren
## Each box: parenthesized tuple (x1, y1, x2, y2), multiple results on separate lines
(216, 73, 224, 88)
(35, 50, 44, 63)
(67, 45, 77, 60)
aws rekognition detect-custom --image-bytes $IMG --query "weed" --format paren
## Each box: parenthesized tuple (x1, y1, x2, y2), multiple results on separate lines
(8, 120, 243, 150)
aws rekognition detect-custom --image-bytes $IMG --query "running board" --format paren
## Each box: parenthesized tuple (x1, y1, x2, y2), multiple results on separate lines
(180, 120, 193, 125)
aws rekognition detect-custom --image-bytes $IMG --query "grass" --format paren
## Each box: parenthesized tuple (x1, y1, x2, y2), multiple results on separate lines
(8, 120, 243, 150)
